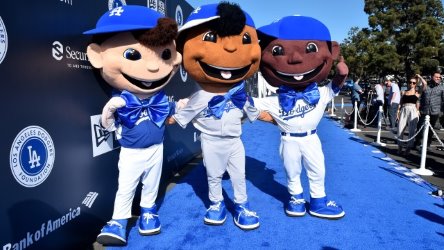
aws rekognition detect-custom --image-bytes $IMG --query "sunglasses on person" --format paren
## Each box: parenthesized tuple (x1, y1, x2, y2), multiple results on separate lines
(409, 81, 417, 84)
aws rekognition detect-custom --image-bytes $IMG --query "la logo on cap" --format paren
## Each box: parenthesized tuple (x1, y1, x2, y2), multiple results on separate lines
(109, 6, 125, 16)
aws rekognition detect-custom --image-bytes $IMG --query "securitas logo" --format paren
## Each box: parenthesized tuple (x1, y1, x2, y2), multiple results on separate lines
(90, 115, 119, 157)
(52, 41, 91, 70)
(108, 0, 126, 10)
(0, 16, 8, 64)
(10, 126, 55, 188)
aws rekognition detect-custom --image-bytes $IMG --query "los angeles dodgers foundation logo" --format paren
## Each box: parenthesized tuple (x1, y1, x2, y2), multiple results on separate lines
(10, 126, 55, 188)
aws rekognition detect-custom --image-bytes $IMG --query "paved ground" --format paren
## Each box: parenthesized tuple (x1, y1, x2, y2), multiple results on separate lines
(329, 94, 444, 190)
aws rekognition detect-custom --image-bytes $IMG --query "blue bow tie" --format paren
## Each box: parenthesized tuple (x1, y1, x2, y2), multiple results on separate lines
(207, 82, 249, 119)
(278, 83, 320, 113)
(117, 90, 170, 128)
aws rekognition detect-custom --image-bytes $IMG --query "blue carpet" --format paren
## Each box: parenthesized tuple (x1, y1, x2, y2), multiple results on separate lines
(108, 117, 444, 250)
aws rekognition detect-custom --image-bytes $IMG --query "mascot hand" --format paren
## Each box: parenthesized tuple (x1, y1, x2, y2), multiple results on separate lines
(336, 56, 349, 77)
(101, 97, 126, 131)
(333, 56, 349, 86)
(176, 98, 189, 111)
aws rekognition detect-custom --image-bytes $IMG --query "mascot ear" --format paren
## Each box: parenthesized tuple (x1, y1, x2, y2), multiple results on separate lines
(331, 41, 340, 60)
(87, 43, 103, 69)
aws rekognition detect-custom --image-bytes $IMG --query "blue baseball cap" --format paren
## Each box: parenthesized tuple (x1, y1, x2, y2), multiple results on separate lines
(258, 15, 331, 41)
(179, 3, 255, 33)
(83, 5, 164, 35)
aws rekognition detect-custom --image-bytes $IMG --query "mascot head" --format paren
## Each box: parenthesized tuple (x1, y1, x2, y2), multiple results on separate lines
(84, 5, 182, 99)
(258, 16, 340, 91)
(177, 2, 261, 93)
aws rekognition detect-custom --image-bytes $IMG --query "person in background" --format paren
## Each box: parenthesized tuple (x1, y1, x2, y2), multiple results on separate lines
(415, 71, 444, 149)
(396, 76, 420, 155)
(374, 80, 385, 107)
(349, 79, 364, 126)
(351, 79, 364, 111)
(385, 75, 400, 131)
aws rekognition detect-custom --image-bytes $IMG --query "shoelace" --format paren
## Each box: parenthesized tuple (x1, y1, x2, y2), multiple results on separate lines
(289, 197, 306, 205)
(107, 220, 122, 228)
(239, 206, 259, 218)
(207, 202, 221, 212)
(142, 212, 159, 223)
(326, 201, 339, 207)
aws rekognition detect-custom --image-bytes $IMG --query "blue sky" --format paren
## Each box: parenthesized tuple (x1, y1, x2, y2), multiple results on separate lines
(186, 0, 444, 43)
(185, 0, 368, 43)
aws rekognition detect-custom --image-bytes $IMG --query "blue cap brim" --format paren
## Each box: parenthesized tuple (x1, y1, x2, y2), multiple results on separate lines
(84, 25, 155, 34)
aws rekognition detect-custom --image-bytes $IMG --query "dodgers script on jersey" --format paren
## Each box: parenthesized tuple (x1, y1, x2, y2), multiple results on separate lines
(254, 82, 338, 132)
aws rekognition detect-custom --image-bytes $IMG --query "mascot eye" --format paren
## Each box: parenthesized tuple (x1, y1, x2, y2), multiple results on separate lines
(242, 32, 251, 44)
(306, 43, 318, 53)
(271, 45, 284, 56)
(161, 49, 172, 60)
(203, 31, 217, 43)
(123, 48, 141, 61)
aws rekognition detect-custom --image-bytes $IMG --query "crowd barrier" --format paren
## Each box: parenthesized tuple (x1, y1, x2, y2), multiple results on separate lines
(332, 98, 444, 176)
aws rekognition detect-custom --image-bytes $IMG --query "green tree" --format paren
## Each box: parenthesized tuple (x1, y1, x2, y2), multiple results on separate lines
(364, 0, 444, 77)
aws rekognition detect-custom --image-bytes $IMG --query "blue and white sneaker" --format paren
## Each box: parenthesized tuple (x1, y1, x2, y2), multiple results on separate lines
(309, 197, 345, 219)
(233, 202, 260, 230)
(96, 219, 127, 246)
(204, 201, 227, 225)
(285, 193, 306, 217)
(139, 205, 161, 235)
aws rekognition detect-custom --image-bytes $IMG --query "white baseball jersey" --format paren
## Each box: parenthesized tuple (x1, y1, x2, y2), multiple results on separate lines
(173, 89, 259, 137)
(254, 82, 337, 133)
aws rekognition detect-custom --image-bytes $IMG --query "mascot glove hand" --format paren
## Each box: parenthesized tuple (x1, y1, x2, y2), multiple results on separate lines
(335, 56, 349, 77)
(176, 98, 190, 111)
(101, 96, 126, 132)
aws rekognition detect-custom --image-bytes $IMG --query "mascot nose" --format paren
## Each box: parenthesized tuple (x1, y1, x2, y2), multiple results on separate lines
(146, 61, 159, 72)
(223, 38, 237, 53)
(287, 52, 303, 64)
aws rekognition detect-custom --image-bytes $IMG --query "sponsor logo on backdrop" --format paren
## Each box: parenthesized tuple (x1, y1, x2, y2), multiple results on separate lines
(90, 114, 119, 157)
(157, 0, 166, 15)
(108, 0, 126, 9)
(82, 192, 99, 208)
(0, 16, 8, 64)
(175, 4, 183, 27)
(10, 126, 55, 188)
(2, 191, 98, 249)
(148, 0, 158, 11)
(2, 207, 80, 250)
(59, 0, 73, 6)
(52, 41, 63, 61)
(179, 65, 187, 82)
(52, 40, 91, 70)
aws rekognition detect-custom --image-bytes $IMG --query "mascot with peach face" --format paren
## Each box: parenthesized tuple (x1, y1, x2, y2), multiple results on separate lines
(168, 2, 269, 230)
(84, 5, 181, 245)
(254, 15, 348, 219)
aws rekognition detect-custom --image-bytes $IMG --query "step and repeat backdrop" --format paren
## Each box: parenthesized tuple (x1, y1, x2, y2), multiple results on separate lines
(0, 0, 199, 249)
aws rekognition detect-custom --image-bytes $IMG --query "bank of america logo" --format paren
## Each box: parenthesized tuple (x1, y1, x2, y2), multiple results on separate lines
(82, 192, 99, 208)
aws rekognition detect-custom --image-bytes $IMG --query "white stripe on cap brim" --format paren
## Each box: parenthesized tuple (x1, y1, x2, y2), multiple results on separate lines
(178, 16, 220, 34)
